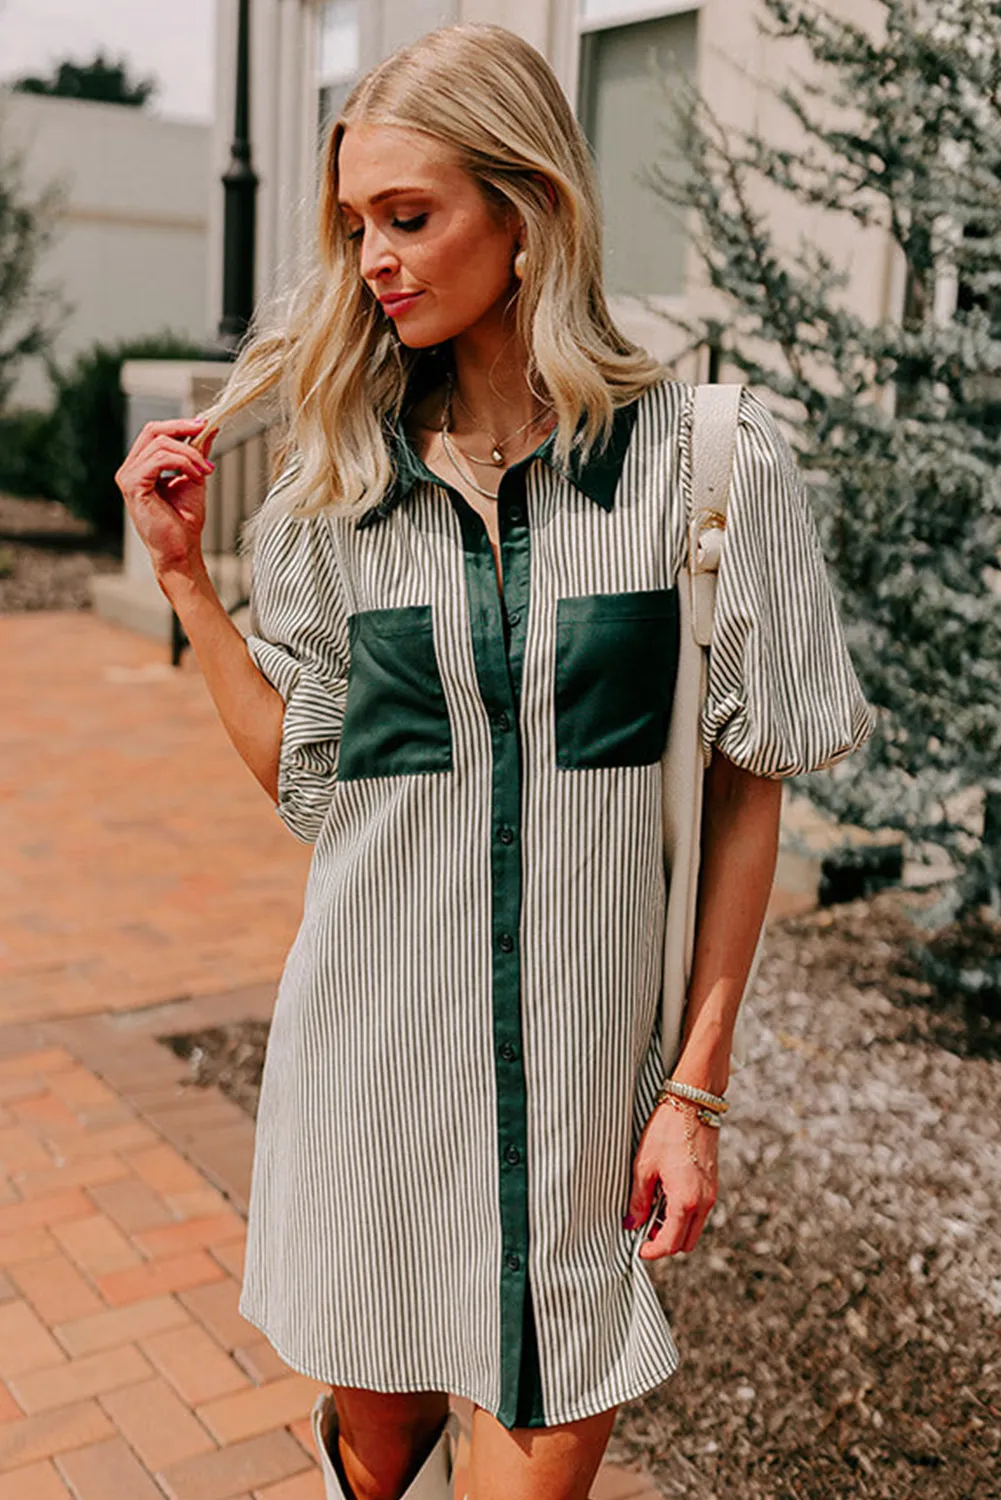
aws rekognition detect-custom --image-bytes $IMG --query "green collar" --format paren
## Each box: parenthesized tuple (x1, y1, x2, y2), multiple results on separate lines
(357, 398, 640, 529)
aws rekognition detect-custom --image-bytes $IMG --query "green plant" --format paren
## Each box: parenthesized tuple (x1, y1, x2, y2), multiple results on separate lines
(0, 129, 64, 411)
(13, 53, 158, 109)
(652, 0, 1001, 956)
(48, 333, 206, 543)
(0, 408, 58, 499)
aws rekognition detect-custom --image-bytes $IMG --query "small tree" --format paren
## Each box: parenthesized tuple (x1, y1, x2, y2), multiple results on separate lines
(0, 127, 63, 412)
(13, 53, 157, 109)
(653, 1, 1001, 983)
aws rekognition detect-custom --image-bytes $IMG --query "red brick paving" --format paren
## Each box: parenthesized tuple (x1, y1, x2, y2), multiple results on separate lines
(1, 613, 310, 1026)
(0, 1044, 332, 1497)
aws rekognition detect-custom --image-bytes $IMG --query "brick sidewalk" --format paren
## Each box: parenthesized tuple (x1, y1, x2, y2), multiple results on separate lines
(0, 1036, 328, 1500)
(1, 613, 310, 1027)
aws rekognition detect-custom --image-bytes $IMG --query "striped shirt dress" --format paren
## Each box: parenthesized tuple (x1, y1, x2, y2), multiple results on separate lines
(237, 379, 875, 1428)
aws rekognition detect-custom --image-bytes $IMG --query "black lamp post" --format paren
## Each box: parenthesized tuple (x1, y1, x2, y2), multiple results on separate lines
(217, 0, 258, 351)
(172, 0, 258, 666)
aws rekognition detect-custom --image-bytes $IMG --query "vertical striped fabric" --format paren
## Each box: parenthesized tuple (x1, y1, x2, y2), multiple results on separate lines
(237, 379, 874, 1427)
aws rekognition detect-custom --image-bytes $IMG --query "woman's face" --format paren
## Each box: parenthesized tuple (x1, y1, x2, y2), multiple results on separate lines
(337, 124, 521, 348)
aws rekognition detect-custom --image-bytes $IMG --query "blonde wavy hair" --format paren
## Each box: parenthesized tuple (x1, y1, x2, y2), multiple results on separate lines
(197, 22, 664, 534)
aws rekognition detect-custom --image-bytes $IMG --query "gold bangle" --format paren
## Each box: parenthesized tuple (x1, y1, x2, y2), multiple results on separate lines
(656, 1080, 729, 1115)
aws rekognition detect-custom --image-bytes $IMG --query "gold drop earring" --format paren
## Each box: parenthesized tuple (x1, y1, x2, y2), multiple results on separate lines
(513, 248, 527, 281)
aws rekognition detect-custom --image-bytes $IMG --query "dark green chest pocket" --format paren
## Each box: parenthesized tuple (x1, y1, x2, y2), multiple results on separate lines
(554, 589, 680, 770)
(338, 605, 453, 782)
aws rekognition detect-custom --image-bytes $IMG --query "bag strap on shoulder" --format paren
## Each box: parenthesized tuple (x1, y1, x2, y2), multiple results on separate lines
(689, 383, 743, 647)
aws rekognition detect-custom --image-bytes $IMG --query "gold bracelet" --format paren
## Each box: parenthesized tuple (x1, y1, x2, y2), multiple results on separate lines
(656, 1079, 729, 1115)
(658, 1092, 722, 1132)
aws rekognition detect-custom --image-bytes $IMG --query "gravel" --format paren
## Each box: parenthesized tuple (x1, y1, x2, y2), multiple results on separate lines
(614, 894, 1001, 1499)
(0, 493, 120, 612)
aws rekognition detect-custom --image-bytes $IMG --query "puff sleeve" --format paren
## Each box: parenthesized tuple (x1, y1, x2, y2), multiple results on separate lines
(244, 506, 349, 843)
(701, 389, 876, 777)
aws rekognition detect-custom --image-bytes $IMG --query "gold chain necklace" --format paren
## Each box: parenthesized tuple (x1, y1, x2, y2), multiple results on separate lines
(440, 418, 502, 500)
(447, 380, 554, 467)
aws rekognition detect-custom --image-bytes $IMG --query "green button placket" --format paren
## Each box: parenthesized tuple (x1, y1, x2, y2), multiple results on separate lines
(451, 466, 533, 1429)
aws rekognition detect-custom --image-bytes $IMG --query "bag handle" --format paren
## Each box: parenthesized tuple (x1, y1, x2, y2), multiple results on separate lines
(660, 381, 747, 1077)
(689, 383, 743, 647)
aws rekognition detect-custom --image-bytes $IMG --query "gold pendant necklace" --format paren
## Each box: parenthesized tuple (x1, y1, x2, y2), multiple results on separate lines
(440, 422, 502, 500)
(449, 382, 554, 468)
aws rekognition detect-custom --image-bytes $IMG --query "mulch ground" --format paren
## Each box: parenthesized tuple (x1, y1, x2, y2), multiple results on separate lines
(616, 895, 1001, 1499)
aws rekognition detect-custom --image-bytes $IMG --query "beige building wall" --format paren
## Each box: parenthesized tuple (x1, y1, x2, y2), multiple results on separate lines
(675, 0, 901, 376)
(209, 0, 900, 368)
(1, 91, 211, 409)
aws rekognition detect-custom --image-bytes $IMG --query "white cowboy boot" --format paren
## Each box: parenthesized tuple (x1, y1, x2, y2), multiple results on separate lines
(311, 1390, 461, 1500)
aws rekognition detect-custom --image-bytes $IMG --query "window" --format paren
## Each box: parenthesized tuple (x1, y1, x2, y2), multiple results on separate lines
(318, 0, 361, 133)
(577, 3, 700, 298)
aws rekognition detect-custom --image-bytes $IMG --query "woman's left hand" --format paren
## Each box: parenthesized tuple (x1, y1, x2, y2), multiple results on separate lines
(623, 1100, 718, 1260)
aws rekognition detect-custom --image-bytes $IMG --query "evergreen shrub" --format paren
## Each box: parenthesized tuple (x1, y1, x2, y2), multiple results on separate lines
(0, 409, 58, 499)
(48, 332, 205, 544)
(652, 0, 1001, 959)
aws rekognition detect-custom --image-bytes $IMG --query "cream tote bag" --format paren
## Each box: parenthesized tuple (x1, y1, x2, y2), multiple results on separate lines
(660, 383, 764, 1079)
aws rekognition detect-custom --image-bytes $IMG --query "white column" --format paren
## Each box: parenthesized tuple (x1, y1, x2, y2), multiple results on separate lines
(380, 0, 459, 55)
(207, 0, 234, 334)
(254, 0, 282, 302)
(275, 0, 322, 293)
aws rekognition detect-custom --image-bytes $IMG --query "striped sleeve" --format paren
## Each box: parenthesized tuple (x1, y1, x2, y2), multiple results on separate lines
(245, 507, 349, 844)
(701, 389, 876, 777)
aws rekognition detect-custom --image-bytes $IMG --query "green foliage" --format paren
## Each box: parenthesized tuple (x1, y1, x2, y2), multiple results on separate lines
(0, 130, 64, 411)
(0, 408, 58, 499)
(12, 53, 157, 109)
(652, 0, 1001, 927)
(48, 333, 204, 543)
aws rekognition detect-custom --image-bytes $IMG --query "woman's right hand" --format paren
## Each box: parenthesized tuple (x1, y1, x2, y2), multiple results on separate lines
(115, 418, 218, 584)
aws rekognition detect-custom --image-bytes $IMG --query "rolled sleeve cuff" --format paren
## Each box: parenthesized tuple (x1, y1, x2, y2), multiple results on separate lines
(703, 685, 877, 779)
(246, 633, 346, 844)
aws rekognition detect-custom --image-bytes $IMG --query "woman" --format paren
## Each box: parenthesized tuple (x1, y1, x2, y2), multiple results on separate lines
(116, 24, 874, 1500)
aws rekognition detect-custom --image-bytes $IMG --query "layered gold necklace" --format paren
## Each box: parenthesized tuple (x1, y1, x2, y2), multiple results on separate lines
(439, 379, 554, 500)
